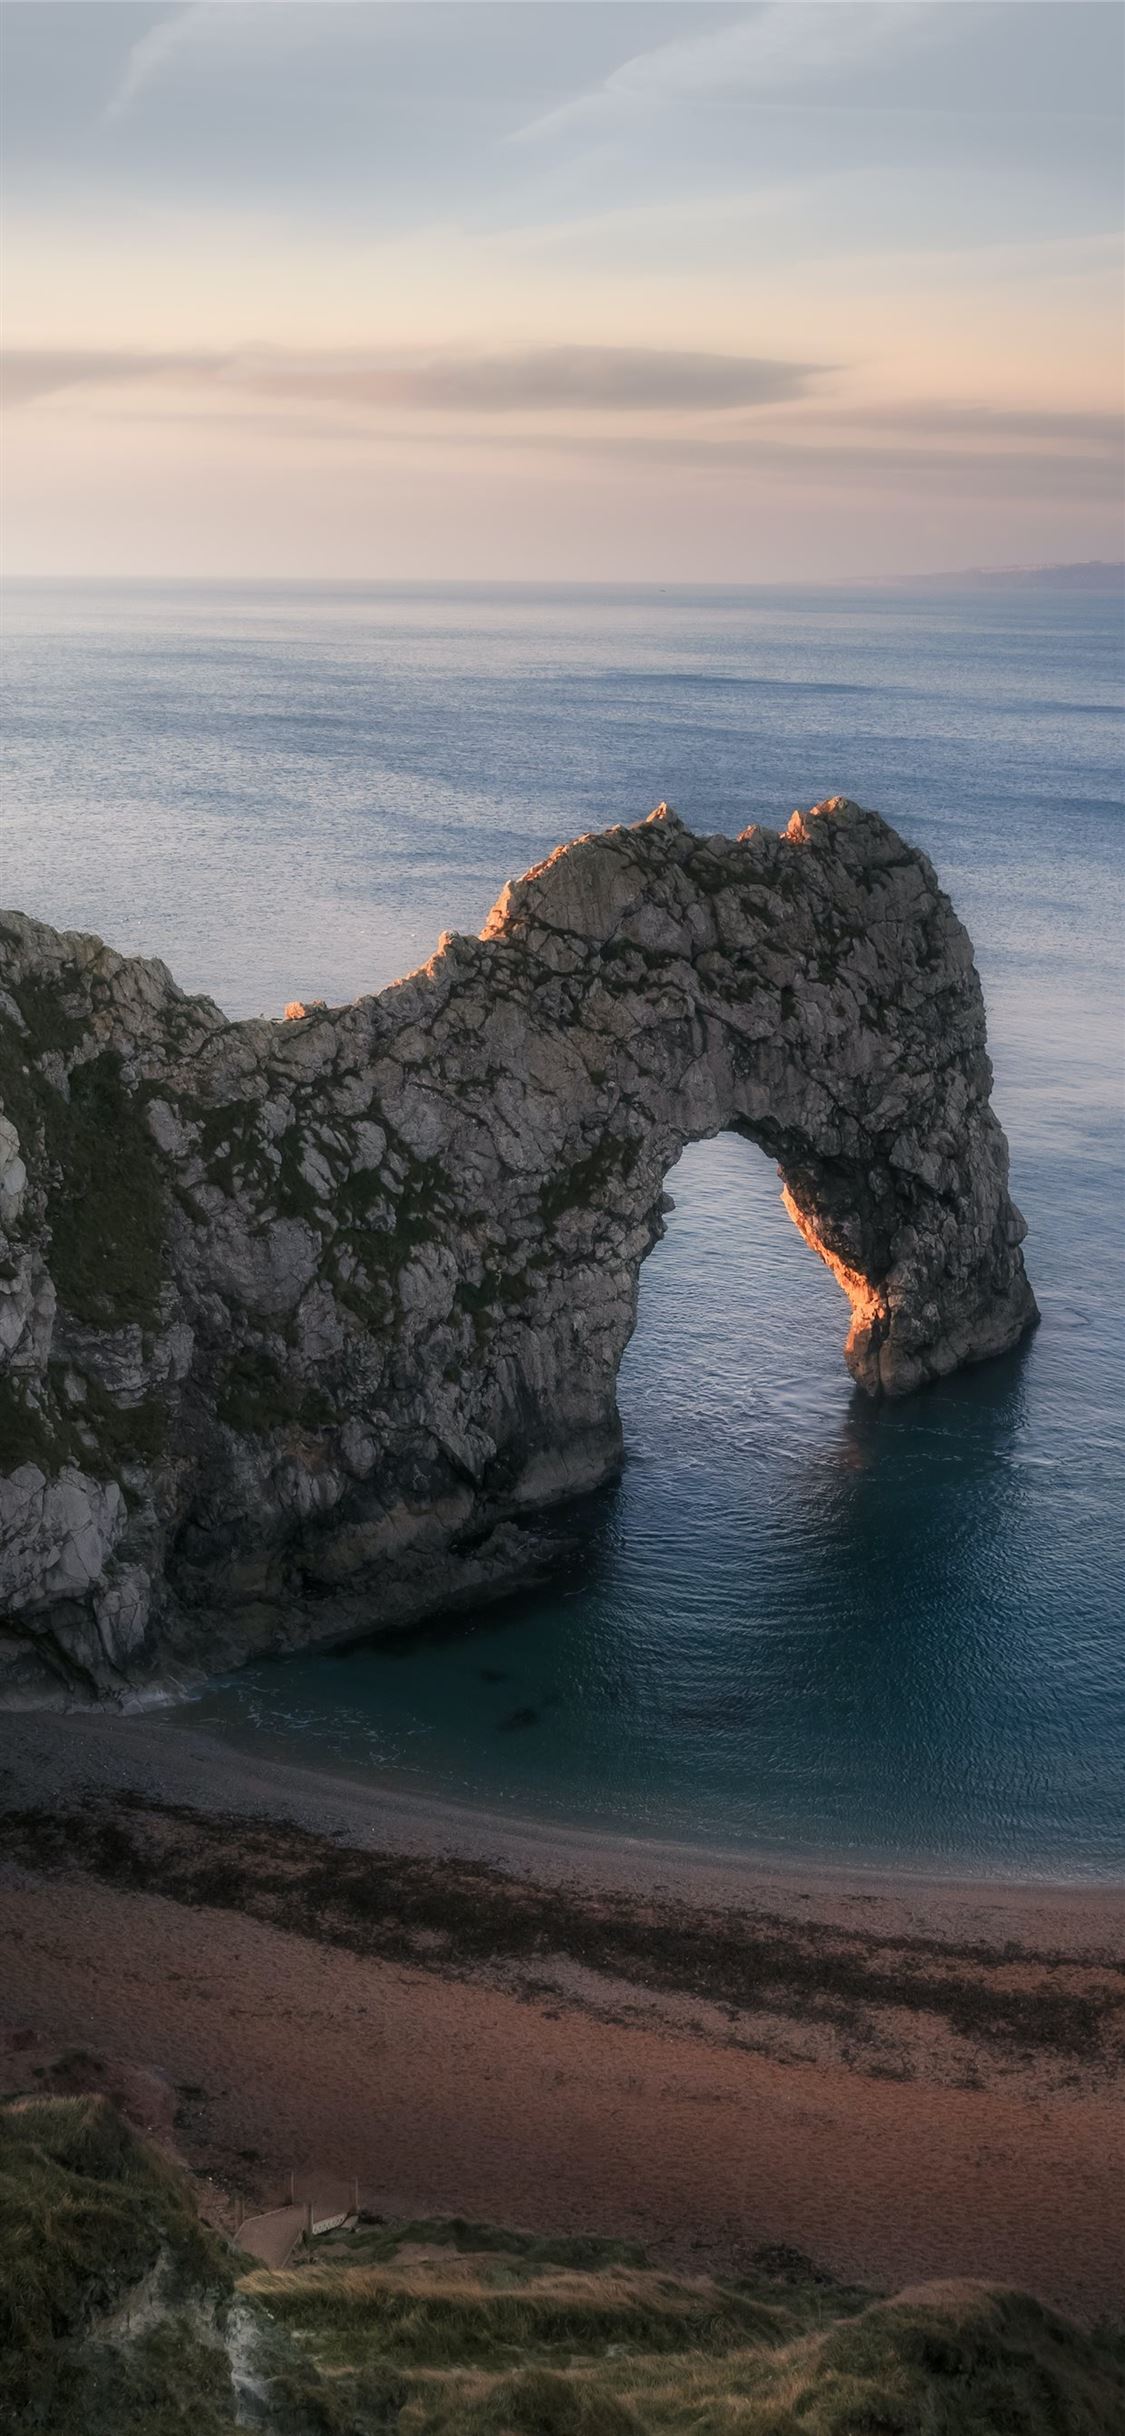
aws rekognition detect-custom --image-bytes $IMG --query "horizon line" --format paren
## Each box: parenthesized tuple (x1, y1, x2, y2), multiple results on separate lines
(4, 561, 1123, 590)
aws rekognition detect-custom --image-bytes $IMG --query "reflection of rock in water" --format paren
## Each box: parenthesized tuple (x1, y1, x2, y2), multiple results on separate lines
(0, 797, 1036, 1704)
(498, 1707, 540, 1733)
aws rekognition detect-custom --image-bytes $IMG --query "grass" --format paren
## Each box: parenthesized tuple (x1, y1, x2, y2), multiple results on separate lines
(244, 2256, 806, 2366)
(12, 2315, 240, 2436)
(2, 2104, 1122, 2435)
(240, 2232, 1125, 2435)
(323, 2218, 652, 2272)
(0, 2095, 236, 2435)
(741, 2284, 1125, 2435)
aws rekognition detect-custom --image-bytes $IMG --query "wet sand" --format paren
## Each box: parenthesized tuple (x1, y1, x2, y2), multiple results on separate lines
(1, 1712, 1122, 2319)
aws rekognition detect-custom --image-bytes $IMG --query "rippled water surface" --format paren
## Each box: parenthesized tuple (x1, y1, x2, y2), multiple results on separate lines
(5, 580, 1123, 1874)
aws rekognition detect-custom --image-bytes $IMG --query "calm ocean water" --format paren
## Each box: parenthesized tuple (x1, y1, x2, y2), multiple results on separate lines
(4, 580, 1124, 1876)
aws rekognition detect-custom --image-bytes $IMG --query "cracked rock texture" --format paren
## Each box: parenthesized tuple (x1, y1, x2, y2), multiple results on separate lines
(0, 798, 1036, 1704)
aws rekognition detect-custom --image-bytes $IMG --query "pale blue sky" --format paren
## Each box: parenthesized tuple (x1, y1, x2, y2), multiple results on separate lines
(3, 2, 1122, 577)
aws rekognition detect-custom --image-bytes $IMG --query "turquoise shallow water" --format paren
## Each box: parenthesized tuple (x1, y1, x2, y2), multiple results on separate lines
(4, 580, 1124, 1876)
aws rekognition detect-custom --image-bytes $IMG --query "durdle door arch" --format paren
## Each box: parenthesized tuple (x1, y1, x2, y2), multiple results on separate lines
(0, 798, 1037, 1703)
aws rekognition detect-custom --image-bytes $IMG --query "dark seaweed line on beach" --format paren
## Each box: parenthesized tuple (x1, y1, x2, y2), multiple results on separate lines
(3, 1793, 1120, 2064)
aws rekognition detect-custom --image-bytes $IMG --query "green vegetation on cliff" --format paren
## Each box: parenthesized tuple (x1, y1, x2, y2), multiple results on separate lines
(241, 2227, 1125, 2435)
(2, 2098, 1122, 2436)
(44, 1051, 168, 1328)
(0, 982, 168, 1331)
(0, 2095, 232, 2435)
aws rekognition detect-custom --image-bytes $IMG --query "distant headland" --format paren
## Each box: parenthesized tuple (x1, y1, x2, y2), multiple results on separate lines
(907, 559, 1124, 593)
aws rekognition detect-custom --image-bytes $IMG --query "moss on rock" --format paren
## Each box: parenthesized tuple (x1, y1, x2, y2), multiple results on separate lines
(218, 1348, 333, 1437)
(45, 1054, 167, 1329)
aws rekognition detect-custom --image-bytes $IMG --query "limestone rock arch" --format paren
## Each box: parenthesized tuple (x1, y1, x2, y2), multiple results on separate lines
(0, 797, 1037, 1699)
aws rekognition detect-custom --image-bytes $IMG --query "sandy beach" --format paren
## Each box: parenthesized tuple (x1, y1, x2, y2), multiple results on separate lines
(1, 1711, 1122, 2321)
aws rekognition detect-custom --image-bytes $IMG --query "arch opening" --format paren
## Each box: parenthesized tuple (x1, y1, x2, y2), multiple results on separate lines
(620, 1132, 851, 1452)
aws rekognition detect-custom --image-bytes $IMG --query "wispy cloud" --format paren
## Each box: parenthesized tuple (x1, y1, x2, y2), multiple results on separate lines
(819, 401, 1125, 451)
(12, 341, 1114, 509)
(394, 406, 1125, 502)
(102, 3, 372, 126)
(103, 5, 205, 125)
(3, 348, 221, 406)
(552, 432, 1123, 502)
(12, 352, 1117, 464)
(514, 2, 936, 144)
(2, 342, 826, 416)
(265, 346, 824, 414)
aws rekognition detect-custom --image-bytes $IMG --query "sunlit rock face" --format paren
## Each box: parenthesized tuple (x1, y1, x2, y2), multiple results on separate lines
(0, 798, 1036, 1702)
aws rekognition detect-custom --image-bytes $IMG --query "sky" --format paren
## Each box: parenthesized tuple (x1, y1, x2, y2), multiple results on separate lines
(2, 0, 1122, 581)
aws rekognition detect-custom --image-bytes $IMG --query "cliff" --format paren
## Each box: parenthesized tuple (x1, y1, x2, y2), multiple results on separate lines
(0, 798, 1036, 1703)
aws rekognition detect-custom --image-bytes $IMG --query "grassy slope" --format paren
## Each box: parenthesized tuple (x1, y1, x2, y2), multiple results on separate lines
(2, 2099, 1123, 2435)
(0, 2095, 236, 2435)
(243, 2221, 1125, 2435)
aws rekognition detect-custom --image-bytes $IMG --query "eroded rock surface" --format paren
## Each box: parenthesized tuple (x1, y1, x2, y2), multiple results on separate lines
(0, 798, 1036, 1702)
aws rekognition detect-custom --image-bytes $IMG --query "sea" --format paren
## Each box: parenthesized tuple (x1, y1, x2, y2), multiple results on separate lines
(4, 578, 1124, 1878)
